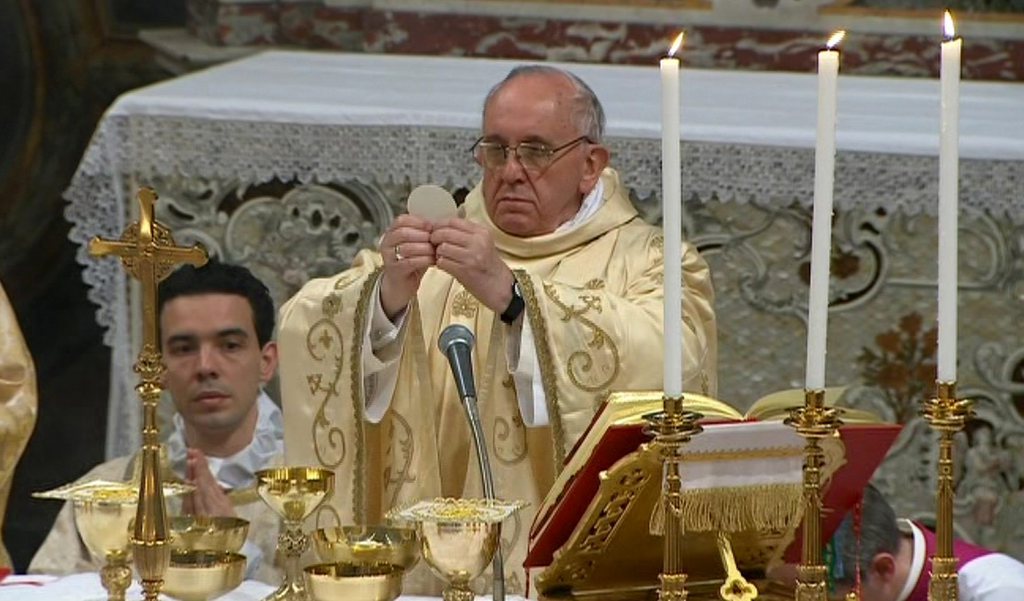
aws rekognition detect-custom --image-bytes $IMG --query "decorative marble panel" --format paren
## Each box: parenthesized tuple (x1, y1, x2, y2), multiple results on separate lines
(186, 0, 279, 46)
(689, 197, 1024, 556)
(183, 0, 1024, 80)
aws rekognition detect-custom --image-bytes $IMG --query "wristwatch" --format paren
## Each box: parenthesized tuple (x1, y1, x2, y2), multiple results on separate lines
(500, 280, 525, 324)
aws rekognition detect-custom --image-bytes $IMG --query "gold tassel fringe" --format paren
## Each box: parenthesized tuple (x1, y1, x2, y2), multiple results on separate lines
(676, 483, 803, 533)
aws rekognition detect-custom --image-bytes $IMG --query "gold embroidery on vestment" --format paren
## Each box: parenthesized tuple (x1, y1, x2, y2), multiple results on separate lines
(348, 267, 384, 521)
(515, 271, 568, 466)
(543, 283, 621, 393)
(307, 317, 346, 470)
(493, 413, 528, 466)
(333, 271, 361, 291)
(501, 512, 524, 590)
(321, 293, 341, 318)
(452, 289, 478, 318)
(383, 411, 416, 509)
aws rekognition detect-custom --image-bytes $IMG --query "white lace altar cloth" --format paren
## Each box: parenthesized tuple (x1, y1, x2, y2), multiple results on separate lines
(62, 50, 1024, 459)
(0, 573, 524, 601)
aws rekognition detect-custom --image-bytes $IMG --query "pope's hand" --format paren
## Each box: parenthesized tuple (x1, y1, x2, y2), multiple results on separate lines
(430, 218, 514, 314)
(379, 214, 435, 319)
(182, 448, 237, 518)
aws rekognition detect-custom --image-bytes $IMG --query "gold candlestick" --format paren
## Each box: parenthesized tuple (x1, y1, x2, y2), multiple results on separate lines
(90, 187, 207, 600)
(644, 394, 703, 601)
(923, 381, 972, 601)
(786, 389, 842, 601)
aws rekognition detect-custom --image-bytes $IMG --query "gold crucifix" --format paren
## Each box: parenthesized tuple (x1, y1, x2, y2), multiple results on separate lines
(90, 187, 208, 346)
(89, 186, 207, 601)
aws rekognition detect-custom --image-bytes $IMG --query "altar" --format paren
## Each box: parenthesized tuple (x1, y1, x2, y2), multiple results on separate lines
(64, 50, 1024, 554)
(0, 573, 524, 601)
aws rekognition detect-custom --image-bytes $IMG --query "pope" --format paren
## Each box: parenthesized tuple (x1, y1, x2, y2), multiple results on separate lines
(277, 64, 718, 595)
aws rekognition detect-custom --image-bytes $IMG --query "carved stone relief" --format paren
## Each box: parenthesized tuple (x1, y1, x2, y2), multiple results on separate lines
(149, 175, 399, 307)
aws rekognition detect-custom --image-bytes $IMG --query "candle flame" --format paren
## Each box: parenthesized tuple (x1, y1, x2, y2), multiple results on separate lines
(943, 10, 956, 39)
(668, 32, 684, 57)
(826, 30, 846, 50)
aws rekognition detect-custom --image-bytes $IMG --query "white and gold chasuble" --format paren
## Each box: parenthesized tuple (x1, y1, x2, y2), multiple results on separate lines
(0, 282, 36, 570)
(278, 168, 717, 595)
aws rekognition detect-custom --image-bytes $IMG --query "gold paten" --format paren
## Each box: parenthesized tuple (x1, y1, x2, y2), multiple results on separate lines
(923, 381, 972, 601)
(33, 479, 195, 502)
(391, 497, 523, 524)
(88, 187, 207, 600)
(535, 391, 848, 600)
(390, 498, 524, 601)
(304, 563, 403, 601)
(162, 550, 246, 601)
(255, 467, 335, 601)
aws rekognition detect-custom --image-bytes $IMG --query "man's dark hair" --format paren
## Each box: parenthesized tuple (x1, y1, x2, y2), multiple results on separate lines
(158, 261, 275, 347)
(831, 483, 902, 587)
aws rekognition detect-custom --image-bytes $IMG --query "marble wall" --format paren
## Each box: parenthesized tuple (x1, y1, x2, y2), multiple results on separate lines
(185, 0, 1024, 80)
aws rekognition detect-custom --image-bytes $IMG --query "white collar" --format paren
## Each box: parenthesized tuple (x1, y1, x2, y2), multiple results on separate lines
(166, 391, 284, 490)
(896, 518, 926, 601)
(555, 179, 605, 233)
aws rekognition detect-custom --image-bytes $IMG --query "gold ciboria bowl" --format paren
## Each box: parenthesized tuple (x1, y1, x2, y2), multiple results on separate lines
(169, 516, 250, 553)
(306, 525, 419, 601)
(389, 498, 525, 601)
(304, 563, 403, 601)
(162, 550, 246, 601)
(312, 525, 419, 572)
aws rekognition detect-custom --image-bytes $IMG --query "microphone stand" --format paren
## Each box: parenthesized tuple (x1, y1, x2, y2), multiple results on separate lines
(461, 392, 505, 601)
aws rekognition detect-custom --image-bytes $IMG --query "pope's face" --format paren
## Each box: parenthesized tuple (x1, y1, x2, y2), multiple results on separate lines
(480, 73, 606, 237)
(160, 293, 276, 439)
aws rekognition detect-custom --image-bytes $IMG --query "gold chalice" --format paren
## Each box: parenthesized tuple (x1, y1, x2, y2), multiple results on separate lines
(74, 495, 136, 601)
(34, 479, 195, 601)
(169, 516, 249, 553)
(390, 498, 524, 601)
(256, 467, 335, 601)
(162, 550, 246, 601)
(312, 525, 419, 572)
(304, 563, 403, 601)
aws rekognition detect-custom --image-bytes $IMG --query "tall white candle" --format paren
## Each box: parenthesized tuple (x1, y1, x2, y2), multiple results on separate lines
(661, 33, 684, 398)
(938, 11, 961, 382)
(805, 30, 845, 391)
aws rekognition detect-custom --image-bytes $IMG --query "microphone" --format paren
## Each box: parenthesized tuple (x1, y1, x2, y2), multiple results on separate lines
(438, 324, 477, 400)
(436, 323, 505, 601)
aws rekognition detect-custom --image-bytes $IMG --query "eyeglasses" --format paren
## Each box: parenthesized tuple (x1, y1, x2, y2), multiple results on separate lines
(471, 135, 592, 173)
